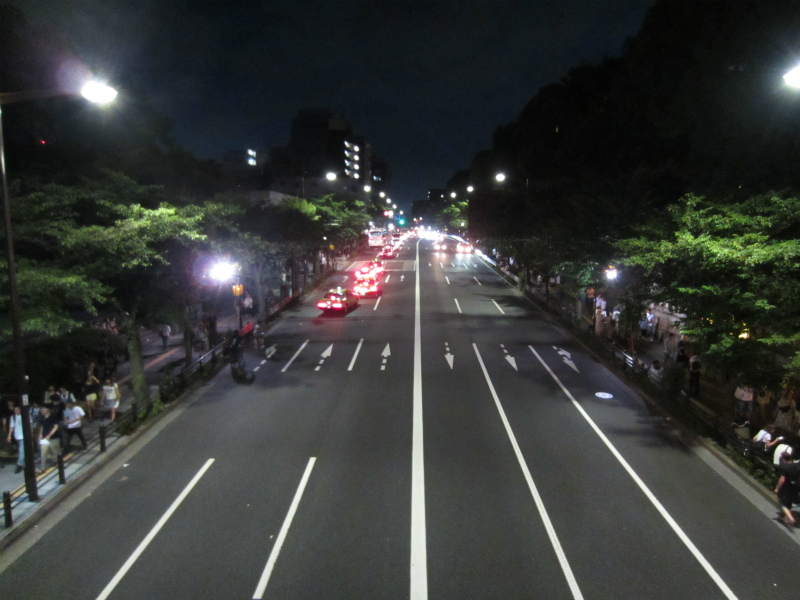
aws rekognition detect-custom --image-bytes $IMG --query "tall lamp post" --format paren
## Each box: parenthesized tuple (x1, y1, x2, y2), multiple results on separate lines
(0, 80, 117, 501)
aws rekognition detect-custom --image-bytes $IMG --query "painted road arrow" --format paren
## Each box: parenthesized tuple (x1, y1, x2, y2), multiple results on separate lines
(501, 343, 518, 371)
(554, 345, 580, 373)
(444, 342, 454, 369)
(264, 345, 277, 359)
(381, 343, 391, 371)
(315, 344, 333, 371)
(400, 275, 405, 281)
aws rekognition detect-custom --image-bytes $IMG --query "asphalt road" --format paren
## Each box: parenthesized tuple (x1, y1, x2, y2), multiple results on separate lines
(2, 236, 799, 600)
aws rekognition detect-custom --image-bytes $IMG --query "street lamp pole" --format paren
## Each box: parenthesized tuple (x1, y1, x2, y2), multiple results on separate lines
(0, 104, 38, 500)
(0, 81, 117, 501)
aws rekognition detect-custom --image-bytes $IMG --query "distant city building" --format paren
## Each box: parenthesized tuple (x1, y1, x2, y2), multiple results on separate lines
(269, 109, 382, 200)
(428, 189, 446, 203)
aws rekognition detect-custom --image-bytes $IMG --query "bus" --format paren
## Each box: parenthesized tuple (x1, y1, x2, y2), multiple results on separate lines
(367, 229, 385, 247)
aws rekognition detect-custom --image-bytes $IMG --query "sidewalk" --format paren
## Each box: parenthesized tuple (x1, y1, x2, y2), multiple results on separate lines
(0, 312, 241, 540)
(0, 259, 348, 544)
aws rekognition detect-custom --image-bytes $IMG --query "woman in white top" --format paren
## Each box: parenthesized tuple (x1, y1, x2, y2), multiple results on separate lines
(100, 377, 121, 422)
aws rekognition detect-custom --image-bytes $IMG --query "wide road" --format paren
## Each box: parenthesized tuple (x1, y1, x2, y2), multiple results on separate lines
(2, 235, 800, 600)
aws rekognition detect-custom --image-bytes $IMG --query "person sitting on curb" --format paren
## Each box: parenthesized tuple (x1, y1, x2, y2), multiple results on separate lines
(753, 424, 783, 456)
(775, 450, 800, 528)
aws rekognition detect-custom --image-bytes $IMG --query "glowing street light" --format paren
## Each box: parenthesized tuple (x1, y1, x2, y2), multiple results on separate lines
(80, 80, 118, 104)
(326, 172, 337, 181)
(495, 172, 506, 183)
(605, 266, 618, 281)
(450, 191, 456, 198)
(364, 185, 372, 192)
(785, 66, 800, 87)
(467, 185, 474, 192)
(209, 261, 238, 283)
(379, 191, 386, 198)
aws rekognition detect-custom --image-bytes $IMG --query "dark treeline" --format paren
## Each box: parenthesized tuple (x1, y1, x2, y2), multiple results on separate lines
(446, 0, 800, 387)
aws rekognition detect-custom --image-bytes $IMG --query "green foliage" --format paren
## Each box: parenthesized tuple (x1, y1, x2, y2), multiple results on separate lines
(619, 192, 800, 385)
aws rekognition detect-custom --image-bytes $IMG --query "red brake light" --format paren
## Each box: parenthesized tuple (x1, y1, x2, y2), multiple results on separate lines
(332, 302, 343, 308)
(317, 302, 327, 308)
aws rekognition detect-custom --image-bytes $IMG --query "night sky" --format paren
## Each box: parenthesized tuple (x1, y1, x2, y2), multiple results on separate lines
(11, 0, 654, 206)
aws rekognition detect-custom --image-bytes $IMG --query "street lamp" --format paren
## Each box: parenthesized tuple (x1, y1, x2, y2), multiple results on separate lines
(363, 185, 371, 192)
(0, 78, 117, 501)
(450, 191, 456, 198)
(495, 172, 506, 183)
(784, 66, 800, 87)
(325, 171, 337, 181)
(379, 191, 386, 198)
(467, 185, 474, 192)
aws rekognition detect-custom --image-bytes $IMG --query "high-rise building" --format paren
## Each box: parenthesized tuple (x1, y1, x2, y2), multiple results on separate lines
(270, 110, 380, 199)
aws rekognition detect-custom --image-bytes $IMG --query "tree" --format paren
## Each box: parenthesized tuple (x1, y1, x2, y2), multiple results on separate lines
(618, 192, 800, 387)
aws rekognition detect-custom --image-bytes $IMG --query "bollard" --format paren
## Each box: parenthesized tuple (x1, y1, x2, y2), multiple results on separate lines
(131, 401, 138, 424)
(3, 491, 11, 527)
(56, 453, 66, 484)
(99, 424, 107, 452)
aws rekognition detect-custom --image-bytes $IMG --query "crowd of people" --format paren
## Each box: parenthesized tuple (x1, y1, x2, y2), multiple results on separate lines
(2, 361, 123, 476)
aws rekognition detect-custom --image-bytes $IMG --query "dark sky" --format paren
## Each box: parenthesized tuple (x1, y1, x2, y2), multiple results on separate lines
(11, 0, 654, 206)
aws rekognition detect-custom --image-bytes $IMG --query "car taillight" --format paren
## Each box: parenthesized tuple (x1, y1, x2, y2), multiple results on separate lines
(317, 302, 328, 308)
(332, 302, 343, 308)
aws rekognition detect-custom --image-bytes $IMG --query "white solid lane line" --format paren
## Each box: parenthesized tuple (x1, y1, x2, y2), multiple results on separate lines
(473, 345, 584, 600)
(528, 346, 738, 600)
(411, 240, 428, 599)
(492, 299, 505, 314)
(281, 339, 309, 372)
(445, 276, 450, 285)
(95, 459, 215, 600)
(252, 457, 317, 600)
(348, 338, 364, 371)
(374, 296, 382, 311)
(473, 277, 482, 286)
(454, 298, 462, 314)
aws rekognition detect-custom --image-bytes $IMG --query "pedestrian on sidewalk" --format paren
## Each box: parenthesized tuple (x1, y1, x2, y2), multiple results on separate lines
(775, 389, 797, 431)
(63, 398, 87, 453)
(84, 369, 101, 421)
(38, 404, 61, 473)
(688, 354, 702, 397)
(160, 323, 172, 351)
(774, 451, 800, 528)
(734, 383, 755, 424)
(6, 404, 25, 474)
(100, 377, 121, 422)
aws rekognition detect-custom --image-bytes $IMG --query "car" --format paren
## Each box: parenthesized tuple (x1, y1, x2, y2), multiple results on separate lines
(379, 246, 395, 259)
(316, 288, 359, 313)
(353, 277, 381, 297)
(456, 242, 473, 253)
(433, 241, 450, 251)
(356, 260, 385, 279)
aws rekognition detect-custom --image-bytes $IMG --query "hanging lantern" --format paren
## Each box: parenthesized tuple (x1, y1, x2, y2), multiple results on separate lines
(232, 283, 244, 297)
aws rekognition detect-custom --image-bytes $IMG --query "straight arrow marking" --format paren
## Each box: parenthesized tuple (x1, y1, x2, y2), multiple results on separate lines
(264, 345, 276, 359)
(400, 275, 405, 281)
(382, 343, 391, 357)
(505, 356, 518, 371)
(321, 344, 333, 358)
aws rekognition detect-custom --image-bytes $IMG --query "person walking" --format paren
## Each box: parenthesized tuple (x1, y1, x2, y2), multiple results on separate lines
(84, 369, 102, 421)
(63, 398, 87, 453)
(38, 404, 61, 473)
(160, 323, 172, 351)
(774, 451, 800, 527)
(6, 404, 25, 474)
(101, 377, 121, 422)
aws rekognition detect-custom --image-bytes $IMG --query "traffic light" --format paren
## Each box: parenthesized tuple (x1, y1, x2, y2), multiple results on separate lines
(398, 218, 406, 225)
